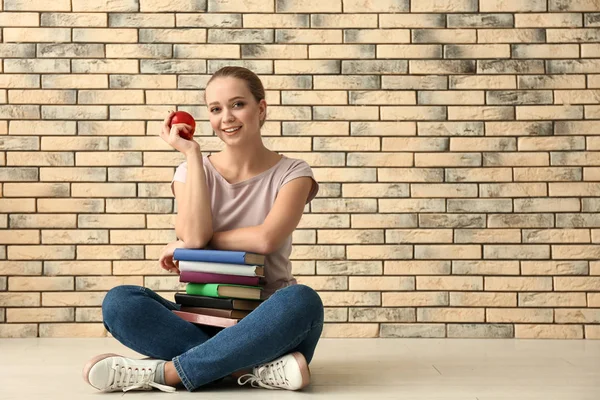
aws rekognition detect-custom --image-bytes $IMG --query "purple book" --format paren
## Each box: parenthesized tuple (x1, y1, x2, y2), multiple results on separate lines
(180, 271, 260, 286)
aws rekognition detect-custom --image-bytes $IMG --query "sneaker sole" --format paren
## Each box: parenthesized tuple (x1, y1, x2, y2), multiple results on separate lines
(291, 352, 310, 390)
(82, 353, 122, 388)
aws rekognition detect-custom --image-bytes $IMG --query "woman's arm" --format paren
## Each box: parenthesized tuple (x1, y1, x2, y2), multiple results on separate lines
(209, 177, 314, 255)
(173, 147, 213, 248)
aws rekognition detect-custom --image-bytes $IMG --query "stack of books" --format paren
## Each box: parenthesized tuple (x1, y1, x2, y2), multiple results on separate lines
(172, 249, 265, 328)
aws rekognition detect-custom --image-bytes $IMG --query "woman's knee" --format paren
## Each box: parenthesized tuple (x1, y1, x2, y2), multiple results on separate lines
(284, 284, 324, 320)
(102, 285, 143, 325)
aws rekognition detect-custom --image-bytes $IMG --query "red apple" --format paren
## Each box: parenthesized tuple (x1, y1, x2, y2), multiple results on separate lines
(169, 111, 196, 140)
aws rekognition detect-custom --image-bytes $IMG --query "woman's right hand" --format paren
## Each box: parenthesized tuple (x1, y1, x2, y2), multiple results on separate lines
(159, 110, 200, 156)
(159, 240, 187, 274)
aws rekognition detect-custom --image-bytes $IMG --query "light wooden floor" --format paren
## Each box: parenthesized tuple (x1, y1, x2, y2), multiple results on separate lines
(1, 337, 599, 400)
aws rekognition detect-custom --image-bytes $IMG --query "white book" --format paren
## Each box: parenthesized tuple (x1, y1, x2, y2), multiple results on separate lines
(178, 260, 264, 277)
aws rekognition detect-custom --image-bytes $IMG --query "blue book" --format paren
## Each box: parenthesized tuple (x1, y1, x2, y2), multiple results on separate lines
(173, 249, 265, 266)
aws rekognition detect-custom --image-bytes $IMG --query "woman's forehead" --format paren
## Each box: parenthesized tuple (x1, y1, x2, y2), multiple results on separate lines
(205, 77, 250, 102)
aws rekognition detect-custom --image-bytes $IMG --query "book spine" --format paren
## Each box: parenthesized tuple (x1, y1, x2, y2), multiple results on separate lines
(173, 310, 238, 328)
(174, 249, 245, 264)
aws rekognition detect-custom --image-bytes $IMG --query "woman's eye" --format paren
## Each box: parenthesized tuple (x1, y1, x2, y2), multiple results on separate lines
(233, 102, 244, 108)
(210, 107, 220, 113)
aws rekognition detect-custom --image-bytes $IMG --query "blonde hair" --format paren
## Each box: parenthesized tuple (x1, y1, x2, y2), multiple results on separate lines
(206, 66, 266, 128)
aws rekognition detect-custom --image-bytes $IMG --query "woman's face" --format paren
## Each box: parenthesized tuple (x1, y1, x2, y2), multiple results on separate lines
(205, 77, 266, 145)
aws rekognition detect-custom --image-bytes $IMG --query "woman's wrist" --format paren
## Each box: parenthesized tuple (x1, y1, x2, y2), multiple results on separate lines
(184, 143, 202, 159)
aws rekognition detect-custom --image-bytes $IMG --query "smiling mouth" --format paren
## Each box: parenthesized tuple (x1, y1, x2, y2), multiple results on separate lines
(223, 126, 241, 135)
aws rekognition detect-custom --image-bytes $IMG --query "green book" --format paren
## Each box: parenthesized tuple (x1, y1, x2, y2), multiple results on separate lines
(186, 283, 262, 300)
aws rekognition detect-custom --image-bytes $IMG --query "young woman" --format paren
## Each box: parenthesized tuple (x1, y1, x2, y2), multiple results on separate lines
(82, 67, 324, 393)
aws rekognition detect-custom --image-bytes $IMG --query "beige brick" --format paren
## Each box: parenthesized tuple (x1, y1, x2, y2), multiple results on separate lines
(111, 75, 175, 89)
(344, 0, 409, 12)
(311, 14, 377, 28)
(486, 277, 553, 291)
(520, 292, 587, 307)
(76, 276, 143, 291)
(515, 167, 582, 181)
(76, 308, 103, 322)
(317, 260, 381, 275)
(3, 183, 69, 197)
(550, 0, 600, 11)
(322, 323, 378, 338)
(319, 291, 380, 307)
(379, 198, 445, 213)
(313, 106, 378, 121)
(448, 324, 514, 338)
(419, 90, 484, 105)
(590, 292, 600, 305)
(480, 0, 546, 11)
(349, 307, 414, 323)
(352, 214, 417, 229)
(479, 60, 545, 74)
(347, 245, 412, 260)
(450, 292, 516, 307)
(0, 74, 40, 88)
(73, 60, 139, 74)
(176, 13, 240, 27)
(383, 292, 448, 307)
(553, 244, 600, 259)
(7, 307, 74, 323)
(556, 276, 600, 291)
(488, 308, 553, 323)
(381, 323, 445, 338)
(449, 106, 514, 120)
(0, 12, 39, 26)
(415, 153, 481, 167)
(377, 44, 440, 59)
(484, 152, 548, 166)
(455, 228, 520, 244)
(44, 260, 111, 276)
(486, 121, 552, 136)
(72, 28, 136, 43)
(419, 307, 485, 322)
(10, 214, 75, 228)
(385, 260, 450, 275)
(520, 75, 585, 89)
(310, 44, 374, 59)
(42, 106, 107, 120)
(485, 244, 549, 259)
(585, 325, 600, 339)
(412, 183, 478, 198)
(547, 28, 600, 42)
(0, 230, 38, 244)
(410, 60, 475, 74)
(3, 28, 71, 43)
(10, 121, 76, 137)
(523, 230, 590, 244)
(243, 14, 307, 28)
(5, 0, 70, 11)
(342, 183, 409, 198)
(108, 13, 174, 27)
(9, 276, 73, 291)
(42, 75, 108, 89)
(515, 13, 582, 27)
(280, 91, 345, 106)
(411, 0, 477, 12)
(317, 229, 383, 244)
(349, 276, 414, 291)
(313, 75, 379, 90)
(343, 28, 410, 44)
(446, 44, 510, 58)
(40, 323, 107, 338)
(43, 292, 107, 307)
(446, 167, 512, 182)
(381, 107, 446, 121)
(488, 214, 554, 228)
(351, 91, 415, 105)
(298, 214, 350, 229)
(479, 29, 545, 43)
(81, 89, 145, 105)
(379, 168, 443, 182)
(555, 309, 600, 323)
(274, 60, 339, 75)
(291, 245, 345, 260)
(380, 13, 444, 28)
(515, 324, 583, 339)
(480, 183, 547, 197)
(449, 199, 512, 214)
(0, 261, 41, 275)
(0, 324, 37, 338)
(140, 0, 207, 12)
(451, 75, 516, 89)
(0, 293, 40, 307)
(515, 198, 580, 213)
(77, 244, 144, 260)
(387, 229, 452, 243)
(417, 276, 483, 290)
(0, 43, 35, 57)
(5, 59, 70, 74)
(106, 44, 172, 58)
(550, 182, 600, 197)
(276, 29, 341, 43)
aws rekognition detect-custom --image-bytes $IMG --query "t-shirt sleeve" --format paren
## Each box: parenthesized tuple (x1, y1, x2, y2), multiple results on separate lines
(170, 161, 188, 197)
(279, 159, 319, 204)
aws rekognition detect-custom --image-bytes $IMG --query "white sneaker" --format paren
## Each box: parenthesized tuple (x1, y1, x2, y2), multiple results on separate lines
(237, 352, 310, 390)
(83, 353, 176, 393)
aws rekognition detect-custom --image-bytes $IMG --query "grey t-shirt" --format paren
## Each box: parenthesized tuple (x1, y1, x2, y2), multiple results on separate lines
(171, 154, 319, 298)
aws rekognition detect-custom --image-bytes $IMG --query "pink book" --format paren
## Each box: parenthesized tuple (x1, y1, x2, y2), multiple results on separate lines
(173, 310, 238, 328)
(179, 271, 260, 286)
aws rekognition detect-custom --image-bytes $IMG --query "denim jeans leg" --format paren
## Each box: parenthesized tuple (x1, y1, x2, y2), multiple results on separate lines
(172, 284, 325, 391)
(102, 285, 219, 361)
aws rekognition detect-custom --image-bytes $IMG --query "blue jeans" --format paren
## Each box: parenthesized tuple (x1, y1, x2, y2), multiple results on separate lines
(102, 283, 324, 391)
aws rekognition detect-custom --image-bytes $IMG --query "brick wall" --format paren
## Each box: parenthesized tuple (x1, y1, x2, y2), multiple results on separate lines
(1, 0, 600, 339)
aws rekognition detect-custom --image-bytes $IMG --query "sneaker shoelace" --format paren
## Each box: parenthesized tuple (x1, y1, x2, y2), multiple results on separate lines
(111, 363, 176, 393)
(238, 359, 289, 390)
